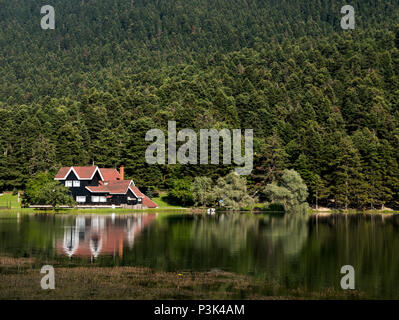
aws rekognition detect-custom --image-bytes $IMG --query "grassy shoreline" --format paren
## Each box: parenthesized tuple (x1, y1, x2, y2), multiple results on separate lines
(310, 208, 399, 215)
(0, 192, 190, 214)
(3, 193, 399, 215)
(1, 207, 398, 216)
(0, 257, 365, 300)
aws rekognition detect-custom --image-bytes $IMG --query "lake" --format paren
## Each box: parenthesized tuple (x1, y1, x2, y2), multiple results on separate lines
(1, 211, 399, 299)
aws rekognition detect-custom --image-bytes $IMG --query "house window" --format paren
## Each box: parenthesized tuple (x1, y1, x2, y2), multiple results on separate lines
(73, 181, 81, 187)
(65, 181, 73, 187)
(99, 196, 107, 203)
(91, 196, 100, 203)
(76, 196, 86, 203)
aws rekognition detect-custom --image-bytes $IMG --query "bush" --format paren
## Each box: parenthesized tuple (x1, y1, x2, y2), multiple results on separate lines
(192, 176, 215, 207)
(264, 169, 308, 212)
(167, 178, 194, 206)
(213, 172, 254, 210)
(23, 172, 75, 208)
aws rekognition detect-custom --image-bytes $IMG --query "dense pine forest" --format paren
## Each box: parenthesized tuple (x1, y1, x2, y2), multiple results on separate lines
(1, 0, 399, 209)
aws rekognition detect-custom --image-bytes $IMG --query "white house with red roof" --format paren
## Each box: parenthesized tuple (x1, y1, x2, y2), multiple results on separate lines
(54, 165, 158, 208)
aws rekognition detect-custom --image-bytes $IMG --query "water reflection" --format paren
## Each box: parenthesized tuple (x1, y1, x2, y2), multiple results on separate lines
(190, 213, 308, 257)
(58, 214, 157, 258)
(2, 211, 399, 298)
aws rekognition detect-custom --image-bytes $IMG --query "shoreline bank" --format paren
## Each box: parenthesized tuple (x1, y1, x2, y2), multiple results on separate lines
(0, 257, 365, 300)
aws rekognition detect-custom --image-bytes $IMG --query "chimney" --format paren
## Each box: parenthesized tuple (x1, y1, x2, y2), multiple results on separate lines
(120, 165, 125, 181)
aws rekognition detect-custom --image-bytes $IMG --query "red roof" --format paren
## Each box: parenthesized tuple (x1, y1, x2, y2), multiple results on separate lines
(129, 187, 158, 208)
(142, 196, 158, 208)
(87, 180, 132, 194)
(130, 186, 144, 198)
(55, 167, 70, 179)
(74, 166, 98, 179)
(55, 166, 158, 208)
(55, 166, 99, 180)
(86, 181, 158, 207)
(99, 168, 121, 181)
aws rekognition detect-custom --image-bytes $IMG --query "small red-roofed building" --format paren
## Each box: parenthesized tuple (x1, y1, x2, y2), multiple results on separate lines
(54, 165, 158, 208)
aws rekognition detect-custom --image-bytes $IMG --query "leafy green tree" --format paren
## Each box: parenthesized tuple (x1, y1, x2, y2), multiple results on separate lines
(213, 172, 254, 210)
(38, 182, 76, 209)
(167, 178, 194, 206)
(264, 169, 308, 211)
(23, 172, 75, 208)
(192, 176, 215, 206)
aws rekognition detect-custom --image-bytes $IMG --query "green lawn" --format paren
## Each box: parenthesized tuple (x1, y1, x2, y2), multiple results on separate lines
(0, 193, 21, 209)
(0, 192, 187, 213)
(152, 194, 186, 209)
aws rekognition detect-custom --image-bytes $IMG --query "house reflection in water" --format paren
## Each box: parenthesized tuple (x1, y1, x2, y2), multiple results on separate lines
(58, 214, 157, 259)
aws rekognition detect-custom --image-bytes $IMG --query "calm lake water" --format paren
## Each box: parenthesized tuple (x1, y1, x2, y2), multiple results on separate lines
(1, 211, 399, 299)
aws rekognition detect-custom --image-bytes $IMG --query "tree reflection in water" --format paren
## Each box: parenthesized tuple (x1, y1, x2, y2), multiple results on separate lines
(190, 212, 308, 258)
(3, 211, 399, 298)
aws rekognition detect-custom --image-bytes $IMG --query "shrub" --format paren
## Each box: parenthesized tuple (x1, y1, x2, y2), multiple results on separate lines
(167, 178, 194, 206)
(192, 176, 215, 207)
(264, 169, 308, 212)
(23, 172, 75, 208)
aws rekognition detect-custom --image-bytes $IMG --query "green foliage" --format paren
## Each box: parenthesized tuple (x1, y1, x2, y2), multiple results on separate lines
(192, 176, 215, 206)
(295, 154, 328, 208)
(264, 169, 308, 212)
(330, 136, 370, 209)
(213, 172, 254, 210)
(23, 172, 75, 208)
(151, 194, 184, 208)
(267, 203, 285, 212)
(252, 132, 289, 199)
(167, 178, 194, 206)
(1, 1, 399, 209)
(144, 186, 159, 199)
(0, 193, 20, 209)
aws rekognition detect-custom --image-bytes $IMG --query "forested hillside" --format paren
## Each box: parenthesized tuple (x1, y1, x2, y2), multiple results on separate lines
(1, 0, 399, 208)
